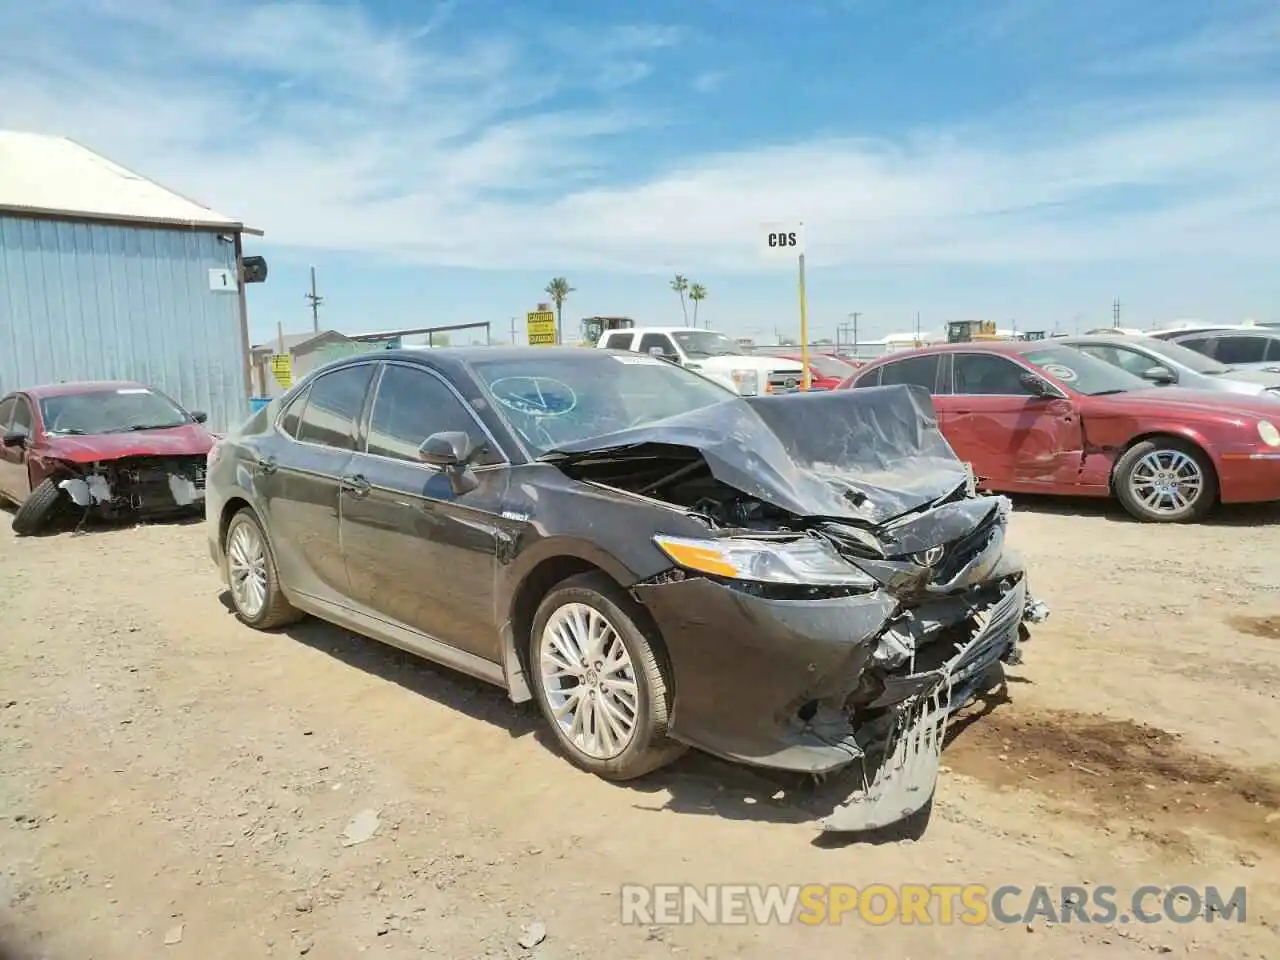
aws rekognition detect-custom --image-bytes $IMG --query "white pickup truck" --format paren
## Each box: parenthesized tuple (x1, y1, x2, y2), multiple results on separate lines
(597, 327, 806, 396)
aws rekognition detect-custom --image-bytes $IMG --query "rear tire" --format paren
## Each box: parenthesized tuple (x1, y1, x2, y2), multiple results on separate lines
(1113, 439, 1216, 523)
(529, 572, 685, 780)
(12, 479, 65, 536)
(223, 508, 303, 629)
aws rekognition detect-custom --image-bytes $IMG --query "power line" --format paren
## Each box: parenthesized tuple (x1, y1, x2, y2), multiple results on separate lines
(1113, 298, 1121, 329)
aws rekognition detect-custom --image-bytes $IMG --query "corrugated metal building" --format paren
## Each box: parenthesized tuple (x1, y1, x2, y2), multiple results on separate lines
(0, 131, 261, 431)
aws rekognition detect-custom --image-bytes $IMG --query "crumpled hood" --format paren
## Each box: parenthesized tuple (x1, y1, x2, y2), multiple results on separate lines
(43, 424, 214, 463)
(545, 384, 971, 523)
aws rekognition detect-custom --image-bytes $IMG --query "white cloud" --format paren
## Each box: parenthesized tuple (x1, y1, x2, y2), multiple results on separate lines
(0, 1, 1276, 275)
(692, 70, 728, 93)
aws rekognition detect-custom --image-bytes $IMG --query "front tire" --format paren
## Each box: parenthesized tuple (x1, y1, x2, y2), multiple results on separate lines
(529, 572, 685, 780)
(12, 479, 65, 536)
(1113, 439, 1217, 523)
(224, 508, 302, 629)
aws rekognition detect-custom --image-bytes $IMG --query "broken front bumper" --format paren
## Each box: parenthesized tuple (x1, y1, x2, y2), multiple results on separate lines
(633, 568, 1049, 835)
(57, 461, 207, 515)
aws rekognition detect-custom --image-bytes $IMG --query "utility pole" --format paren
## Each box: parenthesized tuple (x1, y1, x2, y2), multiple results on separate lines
(305, 266, 324, 332)
(1113, 298, 1121, 329)
(846, 311, 861, 357)
(510, 317, 517, 345)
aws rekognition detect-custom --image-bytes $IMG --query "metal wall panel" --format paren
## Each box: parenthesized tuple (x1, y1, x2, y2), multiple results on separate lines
(0, 215, 249, 431)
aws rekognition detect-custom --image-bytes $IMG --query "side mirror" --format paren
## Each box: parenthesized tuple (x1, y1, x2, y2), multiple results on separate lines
(1019, 371, 1060, 398)
(1141, 366, 1175, 385)
(418, 431, 480, 495)
(2, 431, 26, 448)
(190, 410, 209, 424)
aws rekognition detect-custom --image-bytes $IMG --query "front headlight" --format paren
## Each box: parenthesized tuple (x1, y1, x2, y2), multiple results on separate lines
(653, 534, 875, 586)
(729, 368, 759, 395)
(1258, 420, 1280, 447)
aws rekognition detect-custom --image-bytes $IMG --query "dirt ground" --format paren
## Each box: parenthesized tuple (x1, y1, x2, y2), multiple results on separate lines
(2, 496, 1279, 959)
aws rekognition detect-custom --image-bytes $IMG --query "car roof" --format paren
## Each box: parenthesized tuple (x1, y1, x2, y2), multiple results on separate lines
(1058, 334, 1163, 346)
(11, 380, 151, 400)
(859, 341, 1039, 365)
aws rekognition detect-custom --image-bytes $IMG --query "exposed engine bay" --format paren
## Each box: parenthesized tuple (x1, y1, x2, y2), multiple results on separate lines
(549, 385, 1051, 834)
(53, 455, 207, 521)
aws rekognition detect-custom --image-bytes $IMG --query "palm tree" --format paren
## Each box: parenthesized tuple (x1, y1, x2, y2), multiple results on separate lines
(670, 274, 690, 325)
(544, 277, 574, 344)
(689, 283, 708, 328)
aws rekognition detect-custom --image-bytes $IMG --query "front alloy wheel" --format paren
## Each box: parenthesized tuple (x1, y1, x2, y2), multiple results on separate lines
(1114, 440, 1217, 523)
(529, 572, 684, 779)
(540, 602, 640, 760)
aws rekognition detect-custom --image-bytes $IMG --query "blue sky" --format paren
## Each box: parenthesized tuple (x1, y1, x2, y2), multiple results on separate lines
(1, 0, 1277, 344)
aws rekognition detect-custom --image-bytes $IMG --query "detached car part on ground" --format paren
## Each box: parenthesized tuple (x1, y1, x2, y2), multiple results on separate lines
(206, 348, 1048, 836)
(0, 382, 214, 535)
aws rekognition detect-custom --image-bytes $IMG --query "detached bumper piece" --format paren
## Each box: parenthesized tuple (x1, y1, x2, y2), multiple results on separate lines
(822, 579, 1044, 834)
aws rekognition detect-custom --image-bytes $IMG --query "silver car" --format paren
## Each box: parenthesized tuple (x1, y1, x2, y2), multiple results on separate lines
(1148, 327, 1280, 373)
(1059, 334, 1280, 399)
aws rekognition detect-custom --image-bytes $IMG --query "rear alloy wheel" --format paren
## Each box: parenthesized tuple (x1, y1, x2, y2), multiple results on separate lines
(529, 572, 684, 780)
(1114, 439, 1217, 523)
(224, 509, 301, 629)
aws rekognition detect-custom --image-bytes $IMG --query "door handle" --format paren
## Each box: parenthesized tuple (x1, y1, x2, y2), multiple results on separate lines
(340, 474, 372, 498)
(255, 455, 277, 475)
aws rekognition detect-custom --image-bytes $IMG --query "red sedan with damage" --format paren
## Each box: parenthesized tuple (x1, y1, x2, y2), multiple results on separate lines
(778, 352, 864, 390)
(839, 341, 1280, 522)
(0, 381, 214, 535)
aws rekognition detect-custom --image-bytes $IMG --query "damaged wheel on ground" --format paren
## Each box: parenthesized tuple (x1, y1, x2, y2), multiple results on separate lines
(11, 479, 66, 536)
(529, 572, 686, 780)
(224, 508, 303, 629)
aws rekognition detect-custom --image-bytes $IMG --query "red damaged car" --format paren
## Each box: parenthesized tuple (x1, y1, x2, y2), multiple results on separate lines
(0, 381, 214, 535)
(840, 342, 1280, 523)
(779, 352, 863, 390)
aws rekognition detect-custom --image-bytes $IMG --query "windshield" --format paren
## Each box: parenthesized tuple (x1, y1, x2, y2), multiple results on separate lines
(1021, 346, 1149, 396)
(806, 354, 855, 378)
(671, 331, 744, 358)
(40, 387, 191, 435)
(1138, 338, 1231, 374)
(470, 353, 735, 456)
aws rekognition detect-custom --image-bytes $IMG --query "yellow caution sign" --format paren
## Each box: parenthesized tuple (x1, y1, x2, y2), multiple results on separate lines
(527, 310, 557, 346)
(270, 353, 294, 389)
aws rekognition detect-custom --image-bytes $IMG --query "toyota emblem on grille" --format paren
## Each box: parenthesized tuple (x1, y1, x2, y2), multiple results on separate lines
(913, 545, 945, 567)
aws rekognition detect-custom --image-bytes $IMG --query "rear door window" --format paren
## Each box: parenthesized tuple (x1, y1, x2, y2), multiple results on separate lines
(0, 397, 15, 432)
(295, 364, 375, 451)
(278, 385, 312, 438)
(603, 332, 635, 350)
(1215, 336, 1268, 365)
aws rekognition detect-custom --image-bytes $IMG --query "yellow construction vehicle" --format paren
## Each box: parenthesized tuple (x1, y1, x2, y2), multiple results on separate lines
(946, 320, 1000, 343)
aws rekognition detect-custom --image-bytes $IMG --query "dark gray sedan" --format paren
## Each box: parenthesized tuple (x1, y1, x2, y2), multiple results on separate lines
(1058, 334, 1280, 400)
(203, 346, 1048, 836)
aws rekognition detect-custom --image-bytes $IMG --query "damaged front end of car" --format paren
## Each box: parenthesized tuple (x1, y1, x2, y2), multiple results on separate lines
(546, 384, 1050, 835)
(47, 456, 208, 524)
